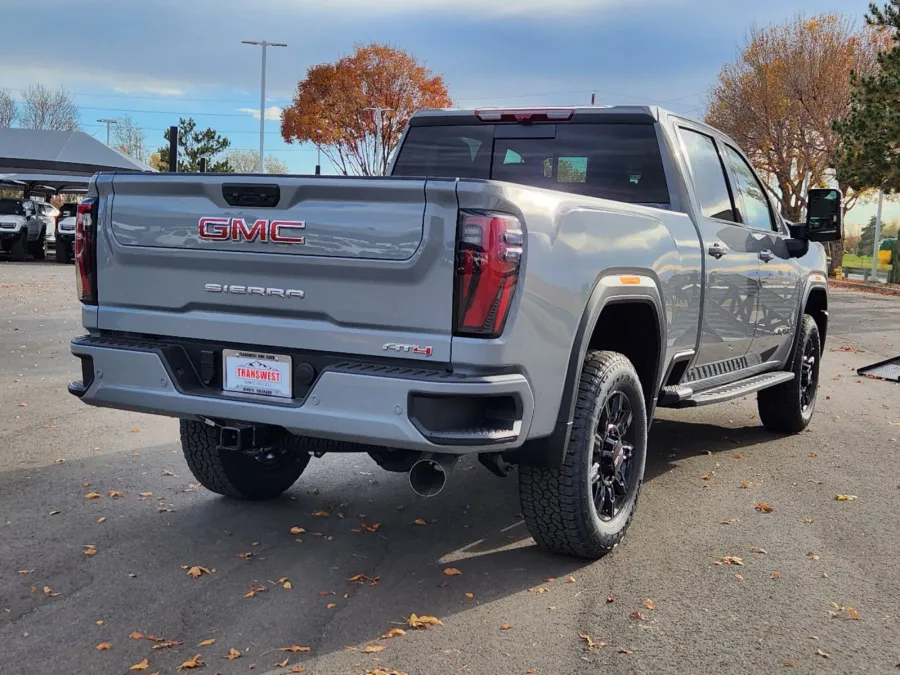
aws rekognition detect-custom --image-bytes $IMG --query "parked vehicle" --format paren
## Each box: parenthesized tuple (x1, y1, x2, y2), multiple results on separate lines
(54, 202, 79, 263)
(0, 198, 47, 260)
(68, 106, 842, 558)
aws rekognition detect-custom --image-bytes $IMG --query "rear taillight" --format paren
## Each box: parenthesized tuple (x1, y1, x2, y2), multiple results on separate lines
(454, 211, 524, 338)
(75, 198, 97, 304)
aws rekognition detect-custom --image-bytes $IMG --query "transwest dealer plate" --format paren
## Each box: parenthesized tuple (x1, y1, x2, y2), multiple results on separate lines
(223, 349, 292, 399)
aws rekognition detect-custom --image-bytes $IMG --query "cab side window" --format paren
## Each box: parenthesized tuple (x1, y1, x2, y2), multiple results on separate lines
(723, 146, 776, 232)
(679, 128, 737, 222)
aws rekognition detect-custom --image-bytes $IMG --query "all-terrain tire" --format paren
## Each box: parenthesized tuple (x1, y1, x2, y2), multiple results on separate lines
(758, 314, 821, 433)
(9, 235, 26, 262)
(180, 420, 310, 500)
(519, 350, 648, 559)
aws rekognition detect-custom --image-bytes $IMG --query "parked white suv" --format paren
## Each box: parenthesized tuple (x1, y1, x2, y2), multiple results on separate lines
(0, 198, 48, 260)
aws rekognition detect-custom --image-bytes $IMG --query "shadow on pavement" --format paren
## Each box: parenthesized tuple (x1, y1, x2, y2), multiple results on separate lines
(0, 414, 782, 673)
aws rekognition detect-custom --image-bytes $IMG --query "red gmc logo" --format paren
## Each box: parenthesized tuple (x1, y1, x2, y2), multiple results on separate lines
(198, 217, 305, 244)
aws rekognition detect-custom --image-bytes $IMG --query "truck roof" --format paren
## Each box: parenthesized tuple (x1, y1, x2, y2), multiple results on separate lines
(409, 105, 680, 126)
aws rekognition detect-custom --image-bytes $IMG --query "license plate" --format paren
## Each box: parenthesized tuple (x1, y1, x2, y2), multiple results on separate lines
(223, 349, 292, 399)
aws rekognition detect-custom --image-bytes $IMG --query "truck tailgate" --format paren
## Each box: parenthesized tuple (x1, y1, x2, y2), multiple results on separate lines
(94, 174, 458, 362)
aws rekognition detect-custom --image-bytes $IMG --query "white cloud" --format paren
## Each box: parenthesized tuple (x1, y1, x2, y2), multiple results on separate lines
(237, 105, 283, 120)
(289, 0, 636, 14)
(0, 62, 189, 97)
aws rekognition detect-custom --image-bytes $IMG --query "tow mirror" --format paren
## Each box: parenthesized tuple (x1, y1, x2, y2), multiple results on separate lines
(805, 189, 842, 243)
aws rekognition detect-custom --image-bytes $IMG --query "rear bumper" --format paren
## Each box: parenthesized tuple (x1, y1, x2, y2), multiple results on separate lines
(70, 336, 535, 454)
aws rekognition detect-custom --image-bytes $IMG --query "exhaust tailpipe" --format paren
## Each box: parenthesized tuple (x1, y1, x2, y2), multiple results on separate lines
(408, 454, 458, 497)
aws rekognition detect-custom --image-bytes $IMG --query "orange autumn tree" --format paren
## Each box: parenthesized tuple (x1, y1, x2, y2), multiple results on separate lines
(281, 43, 452, 176)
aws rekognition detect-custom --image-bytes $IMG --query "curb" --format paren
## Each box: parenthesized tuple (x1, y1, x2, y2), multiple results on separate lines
(829, 279, 900, 297)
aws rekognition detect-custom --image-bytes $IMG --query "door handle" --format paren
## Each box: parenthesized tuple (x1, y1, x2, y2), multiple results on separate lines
(707, 243, 728, 259)
(758, 249, 775, 262)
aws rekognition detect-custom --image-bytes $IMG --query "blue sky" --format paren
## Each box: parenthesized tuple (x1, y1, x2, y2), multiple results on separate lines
(1, 0, 895, 227)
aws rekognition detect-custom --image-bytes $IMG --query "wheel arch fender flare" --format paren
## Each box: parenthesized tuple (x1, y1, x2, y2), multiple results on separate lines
(508, 271, 667, 468)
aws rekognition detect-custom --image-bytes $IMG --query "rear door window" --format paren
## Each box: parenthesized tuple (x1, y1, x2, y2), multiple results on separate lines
(393, 123, 670, 206)
(679, 128, 737, 222)
(723, 145, 776, 231)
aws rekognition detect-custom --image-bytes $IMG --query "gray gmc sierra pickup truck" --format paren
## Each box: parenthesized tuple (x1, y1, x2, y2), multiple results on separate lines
(68, 106, 842, 559)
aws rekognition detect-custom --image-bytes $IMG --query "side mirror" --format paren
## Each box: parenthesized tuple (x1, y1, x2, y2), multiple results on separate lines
(805, 188, 842, 242)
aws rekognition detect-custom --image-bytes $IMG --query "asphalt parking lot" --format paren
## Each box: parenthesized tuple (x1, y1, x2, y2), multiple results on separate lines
(1, 259, 898, 675)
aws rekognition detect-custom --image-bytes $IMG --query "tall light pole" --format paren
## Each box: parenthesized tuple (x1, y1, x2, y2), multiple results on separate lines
(364, 107, 394, 176)
(97, 118, 117, 145)
(241, 40, 287, 173)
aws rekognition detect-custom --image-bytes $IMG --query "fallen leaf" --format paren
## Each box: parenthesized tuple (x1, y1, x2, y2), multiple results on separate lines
(290, 526, 306, 535)
(835, 495, 857, 501)
(361, 523, 380, 533)
(319, 590, 334, 596)
(276, 657, 290, 668)
(236, 552, 253, 559)
(348, 573, 379, 585)
(413, 518, 427, 525)
(381, 628, 406, 639)
(756, 502, 774, 513)
(817, 648, 830, 659)
(97, 517, 106, 524)
(578, 632, 605, 651)
(83, 545, 97, 556)
(701, 471, 715, 481)
(807, 551, 820, 561)
(783, 662, 795, 668)
(96, 642, 111, 651)
(226, 648, 242, 660)
(714, 556, 744, 566)
(606, 594, 615, 603)
(108, 490, 124, 498)
(185, 566, 211, 579)
(500, 624, 513, 630)
(565, 576, 575, 584)
(130, 658, 149, 670)
(630, 611, 648, 621)
(362, 644, 386, 653)
(17, 570, 32, 575)
(312, 510, 329, 517)
(132, 427, 141, 433)
(145, 636, 166, 642)
(642, 598, 656, 610)
(251, 541, 260, 546)
(848, 607, 860, 620)
(618, 648, 634, 654)
(720, 519, 739, 525)
(283, 581, 293, 590)
(326, 603, 337, 609)
(408, 613, 443, 629)
(244, 585, 267, 598)
(525, 670, 537, 674)
(291, 669, 305, 674)
(49, 510, 61, 516)
(43, 586, 60, 597)
(197, 639, 216, 647)
(178, 654, 204, 670)
(279, 645, 311, 653)
(771, 571, 782, 580)
(84, 492, 101, 500)
(96, 620, 104, 625)
(152, 640, 182, 650)
(130, 632, 144, 639)
(740, 481, 752, 489)
(162, 470, 178, 477)
(750, 547, 768, 555)
(529, 587, 550, 594)
(734, 574, 744, 581)
(138, 492, 153, 498)
(801, 519, 815, 524)
(465, 592, 474, 599)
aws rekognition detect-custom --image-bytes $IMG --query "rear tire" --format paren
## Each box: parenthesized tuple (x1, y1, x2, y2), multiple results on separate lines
(29, 236, 46, 260)
(519, 350, 648, 559)
(8, 235, 26, 262)
(758, 314, 821, 433)
(180, 420, 310, 500)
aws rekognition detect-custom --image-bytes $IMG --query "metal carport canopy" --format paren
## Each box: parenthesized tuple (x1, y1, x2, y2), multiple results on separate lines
(0, 128, 154, 175)
(0, 173, 92, 195)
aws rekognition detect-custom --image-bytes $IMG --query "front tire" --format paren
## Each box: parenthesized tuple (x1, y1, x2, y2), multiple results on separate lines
(8, 234, 26, 261)
(758, 314, 821, 433)
(519, 351, 648, 559)
(180, 420, 310, 500)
